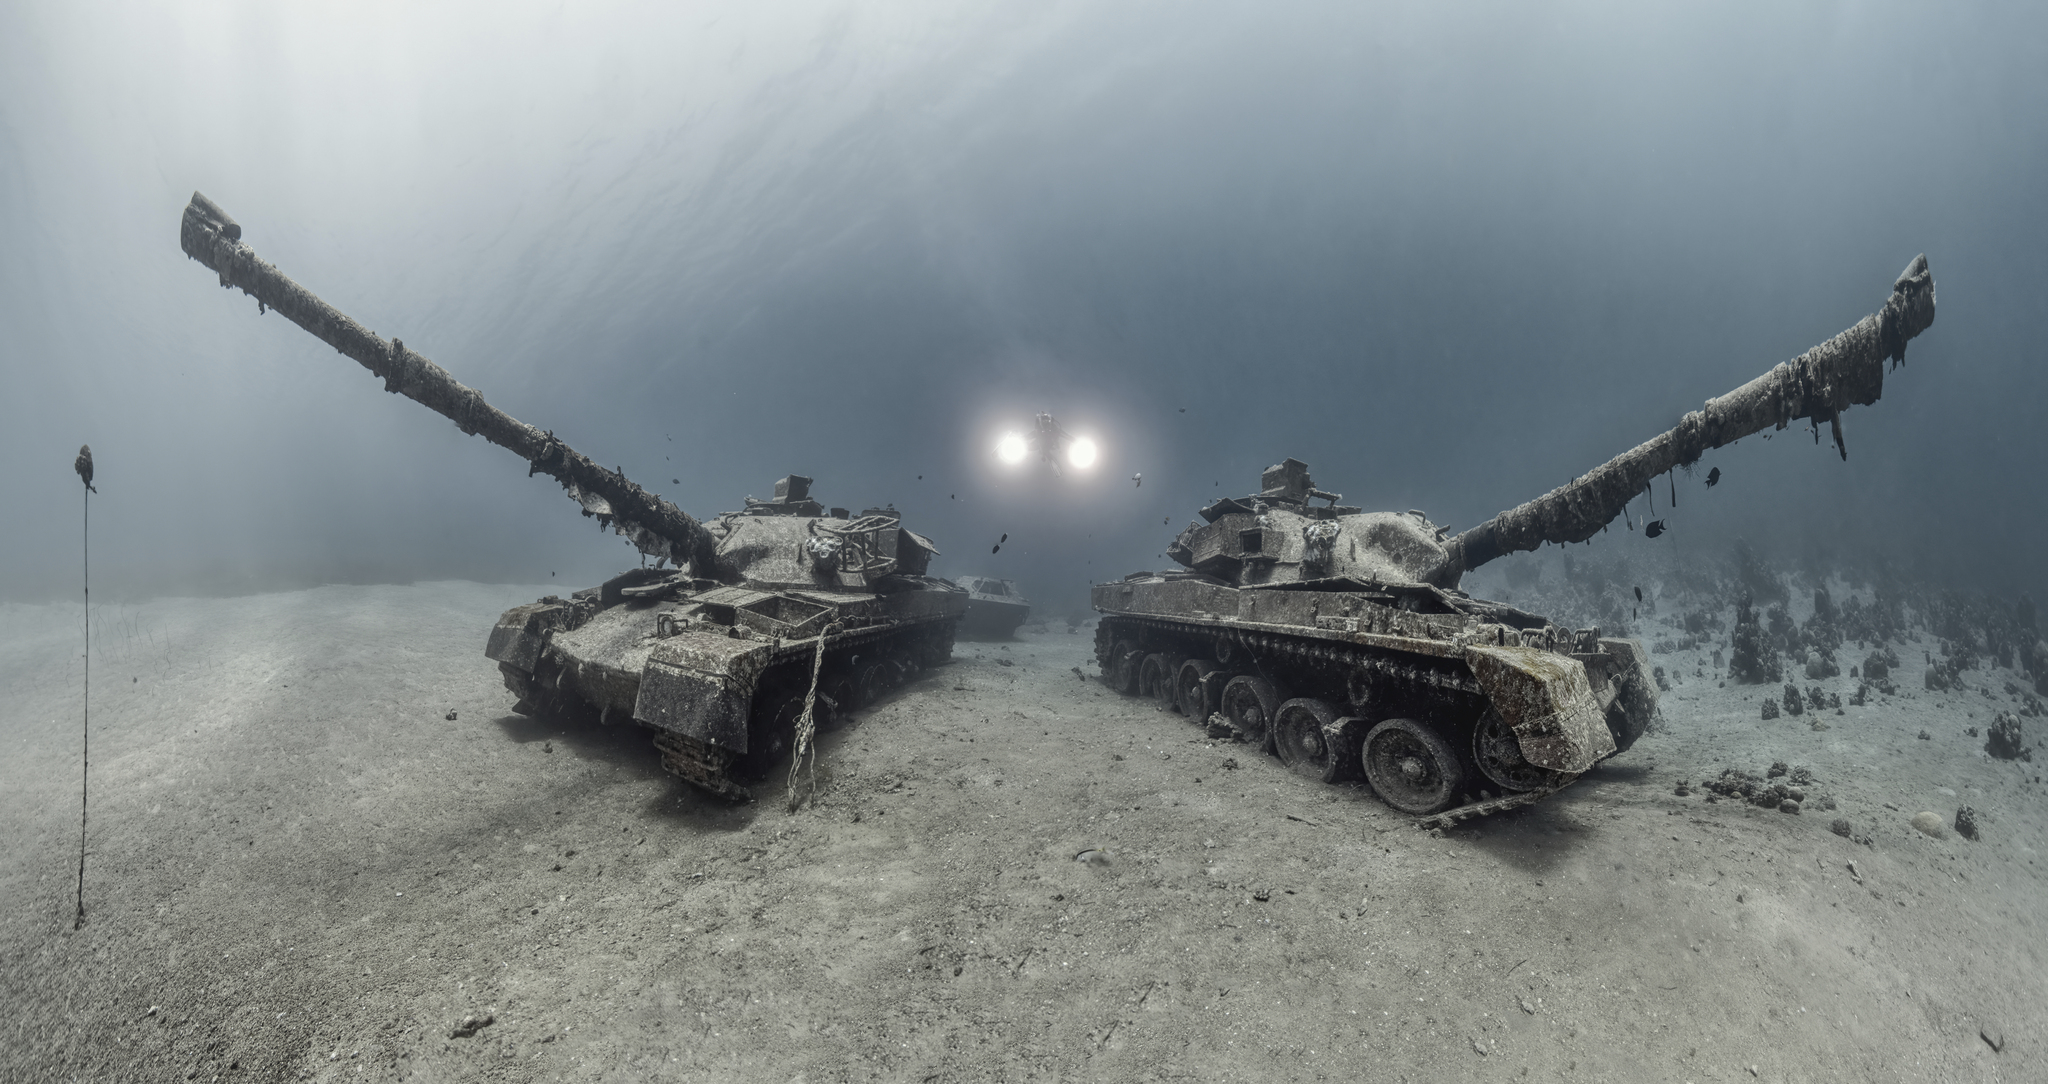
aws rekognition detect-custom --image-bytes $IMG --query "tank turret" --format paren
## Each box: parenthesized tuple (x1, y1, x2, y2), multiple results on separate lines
(180, 193, 965, 802)
(1095, 257, 1937, 824)
(1167, 457, 1453, 588)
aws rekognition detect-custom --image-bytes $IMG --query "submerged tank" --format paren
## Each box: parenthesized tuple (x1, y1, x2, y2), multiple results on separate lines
(1094, 256, 1938, 825)
(487, 475, 965, 801)
(179, 193, 966, 801)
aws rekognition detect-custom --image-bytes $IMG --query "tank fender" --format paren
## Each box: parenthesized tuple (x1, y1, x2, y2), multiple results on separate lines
(633, 635, 776, 753)
(1597, 637, 1660, 753)
(485, 600, 574, 673)
(1462, 645, 1616, 773)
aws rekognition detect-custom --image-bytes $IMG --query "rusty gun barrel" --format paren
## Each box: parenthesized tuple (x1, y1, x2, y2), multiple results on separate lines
(1437, 255, 1936, 581)
(178, 192, 721, 576)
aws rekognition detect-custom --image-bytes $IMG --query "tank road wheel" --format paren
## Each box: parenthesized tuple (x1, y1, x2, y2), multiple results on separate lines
(1273, 698, 1357, 783)
(817, 672, 858, 731)
(1109, 640, 1144, 695)
(915, 625, 956, 669)
(1345, 667, 1374, 710)
(1360, 718, 1466, 815)
(738, 691, 805, 780)
(854, 656, 897, 709)
(1138, 653, 1175, 704)
(1218, 675, 1283, 753)
(1472, 708, 1563, 793)
(1173, 659, 1221, 722)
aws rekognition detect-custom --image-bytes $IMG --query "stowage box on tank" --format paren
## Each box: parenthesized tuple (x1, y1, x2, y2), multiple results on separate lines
(1095, 257, 1938, 825)
(179, 193, 966, 801)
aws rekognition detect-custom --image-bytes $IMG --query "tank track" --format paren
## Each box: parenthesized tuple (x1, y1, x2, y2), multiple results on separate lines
(1097, 613, 1555, 824)
(1413, 784, 1570, 830)
(651, 732, 753, 802)
(1096, 615, 1485, 701)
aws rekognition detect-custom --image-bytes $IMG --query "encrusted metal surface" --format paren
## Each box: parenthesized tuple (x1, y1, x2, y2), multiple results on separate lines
(178, 193, 968, 801)
(1415, 785, 1566, 831)
(1462, 645, 1614, 773)
(1087, 257, 1946, 824)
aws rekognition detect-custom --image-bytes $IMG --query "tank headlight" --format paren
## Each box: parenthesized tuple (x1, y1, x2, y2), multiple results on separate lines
(1067, 438, 1097, 469)
(996, 431, 1028, 464)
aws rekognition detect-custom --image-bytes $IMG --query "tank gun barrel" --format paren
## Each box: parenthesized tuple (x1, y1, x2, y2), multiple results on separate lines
(178, 192, 721, 576)
(1438, 255, 1936, 581)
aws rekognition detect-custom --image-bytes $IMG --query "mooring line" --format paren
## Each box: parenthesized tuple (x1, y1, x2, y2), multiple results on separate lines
(74, 446, 93, 930)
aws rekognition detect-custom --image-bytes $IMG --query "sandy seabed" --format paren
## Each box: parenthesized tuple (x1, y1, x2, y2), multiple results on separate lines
(2, 580, 2043, 1083)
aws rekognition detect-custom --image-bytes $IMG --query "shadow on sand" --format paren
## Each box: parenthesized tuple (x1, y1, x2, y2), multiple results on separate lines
(489, 711, 763, 832)
(486, 674, 926, 833)
(1441, 761, 1660, 875)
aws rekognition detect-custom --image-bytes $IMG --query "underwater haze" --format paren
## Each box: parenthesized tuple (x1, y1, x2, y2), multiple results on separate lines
(2, 0, 2045, 613)
(13, 6, 2048, 1082)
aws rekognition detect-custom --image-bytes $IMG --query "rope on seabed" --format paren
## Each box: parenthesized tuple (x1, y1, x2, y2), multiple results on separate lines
(785, 623, 840, 812)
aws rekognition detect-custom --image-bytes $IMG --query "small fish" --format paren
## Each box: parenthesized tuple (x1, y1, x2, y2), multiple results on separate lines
(991, 545, 1000, 554)
(1633, 607, 1638, 621)
(1163, 517, 1170, 524)
(1706, 467, 1721, 487)
(672, 478, 679, 484)
(1644, 520, 1667, 539)
(1000, 533, 1008, 543)
(950, 494, 956, 500)
(1179, 407, 1186, 413)
(917, 475, 923, 480)
(1634, 586, 1642, 602)
(1132, 473, 1143, 487)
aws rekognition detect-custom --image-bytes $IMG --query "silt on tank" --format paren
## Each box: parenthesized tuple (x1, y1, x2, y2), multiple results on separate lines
(1095, 255, 1937, 825)
(178, 192, 967, 802)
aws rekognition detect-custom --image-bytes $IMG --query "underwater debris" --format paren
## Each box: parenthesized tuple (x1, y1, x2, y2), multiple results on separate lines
(450, 1012, 495, 1039)
(1986, 711, 2031, 761)
(1702, 766, 1820, 813)
(1731, 595, 1782, 684)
